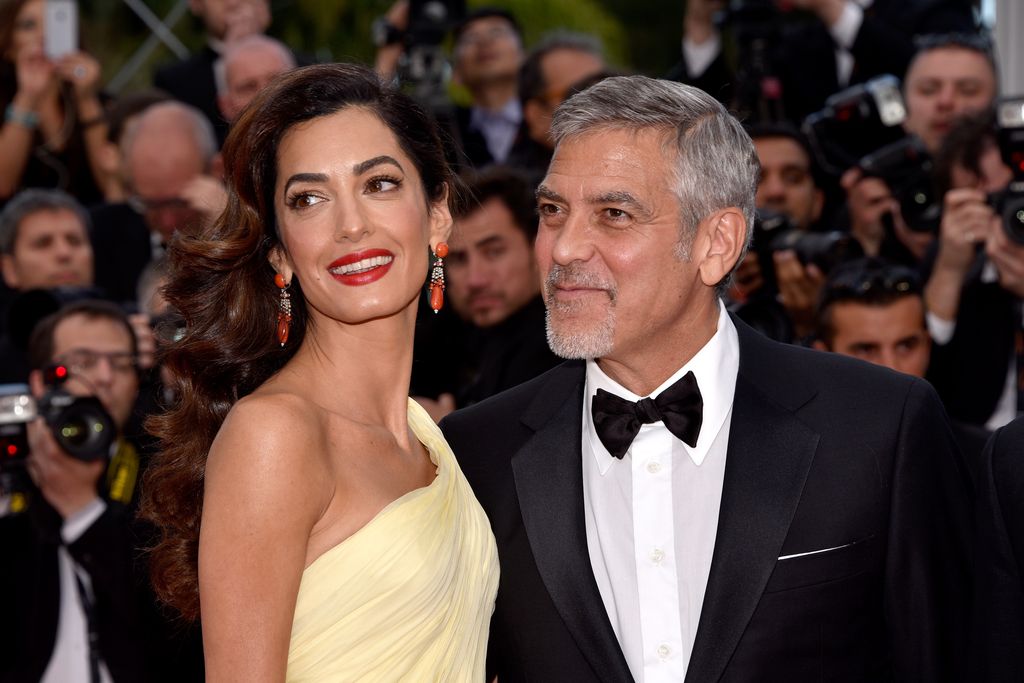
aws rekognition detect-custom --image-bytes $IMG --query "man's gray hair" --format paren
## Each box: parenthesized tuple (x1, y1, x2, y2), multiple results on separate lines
(214, 34, 296, 95)
(120, 101, 218, 182)
(551, 76, 760, 288)
(0, 188, 90, 255)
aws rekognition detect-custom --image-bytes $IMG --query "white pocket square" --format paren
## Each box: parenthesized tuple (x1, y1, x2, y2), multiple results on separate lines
(778, 541, 859, 561)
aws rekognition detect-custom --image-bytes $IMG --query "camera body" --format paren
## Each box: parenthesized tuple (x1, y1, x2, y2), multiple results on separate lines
(749, 210, 865, 298)
(804, 75, 907, 176)
(0, 372, 116, 473)
(993, 97, 1024, 244)
(398, 0, 466, 111)
(859, 136, 941, 233)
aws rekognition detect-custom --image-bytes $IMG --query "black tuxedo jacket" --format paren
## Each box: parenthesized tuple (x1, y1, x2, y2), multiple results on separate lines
(972, 416, 1024, 682)
(442, 318, 972, 682)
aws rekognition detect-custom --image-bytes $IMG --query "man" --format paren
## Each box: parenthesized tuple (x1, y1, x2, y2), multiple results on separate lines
(0, 188, 93, 293)
(445, 166, 559, 406)
(668, 0, 977, 122)
(842, 34, 999, 261)
(0, 189, 96, 382)
(450, 8, 526, 167)
(154, 0, 271, 142)
(972, 415, 1024, 680)
(442, 76, 970, 681)
(216, 33, 295, 124)
(730, 125, 828, 341)
(0, 301, 149, 682)
(813, 257, 989, 473)
(511, 32, 606, 180)
(901, 33, 998, 156)
(90, 101, 221, 305)
(750, 124, 824, 232)
(923, 110, 1024, 429)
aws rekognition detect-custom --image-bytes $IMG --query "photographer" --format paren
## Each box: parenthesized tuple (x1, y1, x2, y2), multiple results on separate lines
(923, 109, 1023, 429)
(842, 33, 997, 261)
(0, 299, 150, 682)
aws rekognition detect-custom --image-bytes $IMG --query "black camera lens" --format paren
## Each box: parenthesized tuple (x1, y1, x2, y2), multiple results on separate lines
(1002, 196, 1024, 245)
(39, 393, 115, 462)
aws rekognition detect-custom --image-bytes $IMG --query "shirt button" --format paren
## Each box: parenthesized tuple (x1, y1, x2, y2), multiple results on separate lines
(657, 643, 672, 659)
(650, 548, 665, 565)
(646, 461, 662, 474)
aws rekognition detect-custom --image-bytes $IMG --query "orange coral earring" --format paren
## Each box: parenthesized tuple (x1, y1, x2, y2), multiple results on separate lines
(274, 273, 292, 346)
(428, 242, 448, 314)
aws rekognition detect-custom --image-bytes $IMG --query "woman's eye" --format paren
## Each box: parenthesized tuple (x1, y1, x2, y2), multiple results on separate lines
(287, 193, 324, 209)
(367, 176, 400, 193)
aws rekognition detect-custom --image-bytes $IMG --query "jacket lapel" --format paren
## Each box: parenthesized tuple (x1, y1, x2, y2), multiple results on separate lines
(685, 321, 821, 683)
(511, 362, 635, 683)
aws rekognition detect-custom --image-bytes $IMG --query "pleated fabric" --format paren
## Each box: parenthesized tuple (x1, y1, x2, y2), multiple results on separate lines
(286, 399, 499, 682)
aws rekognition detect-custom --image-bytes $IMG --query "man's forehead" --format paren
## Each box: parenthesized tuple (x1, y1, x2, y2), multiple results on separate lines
(53, 316, 132, 352)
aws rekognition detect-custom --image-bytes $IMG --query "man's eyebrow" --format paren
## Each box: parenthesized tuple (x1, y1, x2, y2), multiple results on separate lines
(536, 185, 566, 204)
(283, 173, 328, 195)
(591, 190, 652, 218)
(354, 155, 404, 176)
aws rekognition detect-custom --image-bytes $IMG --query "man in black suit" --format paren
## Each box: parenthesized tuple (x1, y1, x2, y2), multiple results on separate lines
(442, 75, 972, 681)
(972, 415, 1024, 681)
(154, 0, 271, 144)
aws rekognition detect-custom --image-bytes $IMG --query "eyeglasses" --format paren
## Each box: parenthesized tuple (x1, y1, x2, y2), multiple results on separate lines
(913, 32, 995, 55)
(55, 350, 139, 376)
(127, 195, 191, 215)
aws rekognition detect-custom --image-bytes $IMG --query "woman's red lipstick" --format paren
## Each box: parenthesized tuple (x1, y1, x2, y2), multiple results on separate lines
(328, 248, 395, 286)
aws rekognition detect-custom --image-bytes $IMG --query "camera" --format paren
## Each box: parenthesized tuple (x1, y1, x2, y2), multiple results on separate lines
(0, 367, 116, 472)
(397, 0, 466, 111)
(717, 0, 788, 122)
(751, 210, 865, 286)
(803, 75, 908, 176)
(992, 97, 1024, 244)
(859, 136, 941, 233)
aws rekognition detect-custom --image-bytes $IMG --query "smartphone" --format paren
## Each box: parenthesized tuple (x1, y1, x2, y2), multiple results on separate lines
(44, 0, 78, 60)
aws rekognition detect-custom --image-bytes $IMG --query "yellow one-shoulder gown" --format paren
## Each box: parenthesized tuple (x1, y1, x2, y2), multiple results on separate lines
(286, 399, 499, 682)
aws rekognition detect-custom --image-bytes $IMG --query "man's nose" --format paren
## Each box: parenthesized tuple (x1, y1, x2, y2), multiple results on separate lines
(546, 213, 595, 266)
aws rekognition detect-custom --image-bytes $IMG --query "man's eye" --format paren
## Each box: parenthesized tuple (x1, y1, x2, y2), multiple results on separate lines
(604, 208, 629, 220)
(538, 203, 560, 216)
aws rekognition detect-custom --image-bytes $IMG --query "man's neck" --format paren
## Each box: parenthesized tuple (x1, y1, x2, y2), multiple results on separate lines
(470, 80, 518, 113)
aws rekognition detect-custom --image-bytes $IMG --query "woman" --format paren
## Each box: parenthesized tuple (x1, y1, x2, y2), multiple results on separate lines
(0, 0, 107, 204)
(140, 63, 498, 681)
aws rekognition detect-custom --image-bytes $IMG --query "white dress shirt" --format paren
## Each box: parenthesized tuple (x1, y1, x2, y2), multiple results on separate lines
(583, 302, 740, 682)
(42, 498, 114, 683)
(468, 97, 522, 164)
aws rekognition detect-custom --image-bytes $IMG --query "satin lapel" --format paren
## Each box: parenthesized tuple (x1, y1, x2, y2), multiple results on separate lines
(685, 324, 821, 683)
(512, 365, 635, 683)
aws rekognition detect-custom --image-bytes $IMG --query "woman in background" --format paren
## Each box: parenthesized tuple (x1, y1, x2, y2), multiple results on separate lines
(140, 63, 498, 681)
(0, 0, 107, 204)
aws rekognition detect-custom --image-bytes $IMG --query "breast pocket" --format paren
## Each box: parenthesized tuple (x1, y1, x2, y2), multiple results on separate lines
(764, 535, 878, 593)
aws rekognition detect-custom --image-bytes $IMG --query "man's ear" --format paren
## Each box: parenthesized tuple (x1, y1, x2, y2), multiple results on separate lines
(811, 188, 825, 223)
(1, 254, 18, 289)
(28, 369, 44, 399)
(697, 208, 747, 288)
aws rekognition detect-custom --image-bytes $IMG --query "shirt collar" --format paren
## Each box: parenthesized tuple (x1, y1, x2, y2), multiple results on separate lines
(583, 301, 740, 474)
(469, 97, 522, 130)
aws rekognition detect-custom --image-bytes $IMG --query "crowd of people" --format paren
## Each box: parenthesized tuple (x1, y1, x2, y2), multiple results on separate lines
(0, 0, 1021, 680)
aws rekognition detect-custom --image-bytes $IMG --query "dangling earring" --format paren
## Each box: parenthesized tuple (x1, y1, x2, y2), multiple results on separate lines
(274, 273, 292, 346)
(428, 242, 448, 314)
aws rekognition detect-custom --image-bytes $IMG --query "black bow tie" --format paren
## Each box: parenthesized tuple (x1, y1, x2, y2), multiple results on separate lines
(591, 371, 703, 459)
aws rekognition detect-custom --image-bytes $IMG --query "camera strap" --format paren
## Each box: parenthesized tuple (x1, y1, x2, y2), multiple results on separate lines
(72, 570, 102, 683)
(105, 439, 139, 506)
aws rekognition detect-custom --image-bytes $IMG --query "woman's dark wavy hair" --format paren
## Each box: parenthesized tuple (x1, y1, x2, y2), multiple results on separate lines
(139, 62, 456, 621)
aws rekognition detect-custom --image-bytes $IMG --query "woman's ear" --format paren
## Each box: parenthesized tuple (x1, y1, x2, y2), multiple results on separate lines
(267, 245, 292, 282)
(429, 187, 454, 250)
